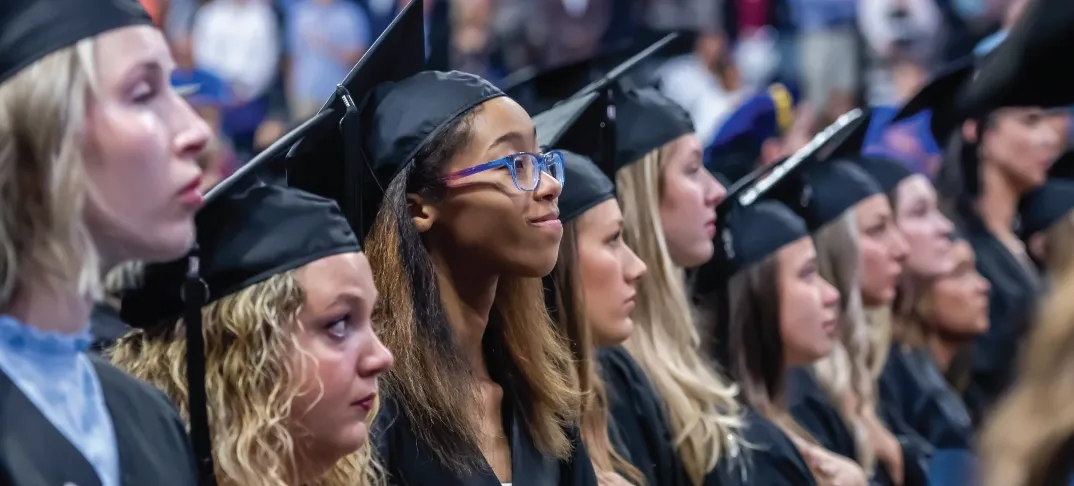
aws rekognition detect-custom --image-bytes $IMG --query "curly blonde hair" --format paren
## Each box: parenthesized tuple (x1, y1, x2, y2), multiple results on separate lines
(109, 271, 382, 486)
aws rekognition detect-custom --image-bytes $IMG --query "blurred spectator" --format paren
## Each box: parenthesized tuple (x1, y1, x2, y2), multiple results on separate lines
(497, 0, 612, 68)
(192, 0, 281, 157)
(285, 0, 370, 121)
(448, 0, 507, 81)
(789, 0, 859, 125)
(658, 30, 744, 144)
(860, 0, 943, 105)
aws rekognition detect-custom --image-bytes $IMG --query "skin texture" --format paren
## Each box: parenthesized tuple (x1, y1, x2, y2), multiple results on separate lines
(659, 134, 726, 268)
(82, 25, 212, 266)
(778, 237, 840, 366)
(894, 175, 954, 279)
(972, 107, 1062, 193)
(857, 194, 909, 307)
(290, 252, 393, 473)
(927, 241, 991, 335)
(415, 96, 563, 278)
(576, 199, 647, 346)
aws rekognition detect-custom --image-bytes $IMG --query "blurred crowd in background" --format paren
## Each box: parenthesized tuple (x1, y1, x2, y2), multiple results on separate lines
(141, 0, 1069, 190)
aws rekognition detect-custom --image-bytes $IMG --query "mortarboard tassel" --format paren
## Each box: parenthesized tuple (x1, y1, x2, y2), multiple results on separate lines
(336, 85, 363, 246)
(181, 245, 215, 486)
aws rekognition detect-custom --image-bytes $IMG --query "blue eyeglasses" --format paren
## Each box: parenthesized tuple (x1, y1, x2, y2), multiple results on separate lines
(440, 151, 565, 192)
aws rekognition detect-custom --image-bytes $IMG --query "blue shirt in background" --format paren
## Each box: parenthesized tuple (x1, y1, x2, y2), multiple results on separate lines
(787, 0, 858, 32)
(286, 0, 370, 103)
(863, 105, 943, 178)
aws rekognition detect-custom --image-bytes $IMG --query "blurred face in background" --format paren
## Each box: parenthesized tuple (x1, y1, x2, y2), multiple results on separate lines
(972, 108, 1062, 192)
(894, 175, 954, 278)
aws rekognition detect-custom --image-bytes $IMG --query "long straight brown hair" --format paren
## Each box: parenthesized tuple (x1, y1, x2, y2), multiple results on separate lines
(550, 221, 644, 484)
(365, 109, 580, 473)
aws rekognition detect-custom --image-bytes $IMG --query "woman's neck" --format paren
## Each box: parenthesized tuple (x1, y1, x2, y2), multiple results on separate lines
(430, 250, 499, 378)
(928, 337, 959, 373)
(976, 163, 1022, 238)
(2, 277, 92, 335)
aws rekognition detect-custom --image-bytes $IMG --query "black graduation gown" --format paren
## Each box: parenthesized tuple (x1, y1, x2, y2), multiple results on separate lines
(89, 303, 129, 353)
(599, 346, 816, 486)
(785, 367, 930, 486)
(374, 394, 598, 486)
(878, 344, 974, 450)
(0, 356, 198, 486)
(958, 209, 1041, 425)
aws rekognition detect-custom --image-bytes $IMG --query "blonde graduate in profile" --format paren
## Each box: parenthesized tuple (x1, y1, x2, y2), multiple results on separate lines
(0, 0, 214, 483)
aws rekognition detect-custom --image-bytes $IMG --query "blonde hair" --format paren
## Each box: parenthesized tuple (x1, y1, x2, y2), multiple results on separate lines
(0, 39, 102, 308)
(550, 222, 644, 484)
(108, 272, 381, 486)
(979, 268, 1074, 486)
(809, 211, 876, 472)
(616, 146, 743, 485)
(1042, 216, 1074, 281)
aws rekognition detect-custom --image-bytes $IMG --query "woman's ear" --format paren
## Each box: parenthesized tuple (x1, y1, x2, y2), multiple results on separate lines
(408, 193, 438, 233)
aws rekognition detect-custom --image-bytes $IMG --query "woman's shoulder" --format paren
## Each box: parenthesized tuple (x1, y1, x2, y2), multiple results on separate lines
(735, 408, 817, 486)
(90, 355, 184, 421)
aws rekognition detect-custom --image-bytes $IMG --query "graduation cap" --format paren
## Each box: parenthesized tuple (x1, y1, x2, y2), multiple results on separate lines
(558, 150, 616, 223)
(957, 0, 1074, 114)
(501, 40, 641, 114)
(704, 83, 800, 182)
(1018, 179, 1074, 239)
(530, 34, 690, 177)
(858, 156, 914, 193)
(0, 0, 152, 84)
(281, 0, 507, 240)
(892, 58, 976, 145)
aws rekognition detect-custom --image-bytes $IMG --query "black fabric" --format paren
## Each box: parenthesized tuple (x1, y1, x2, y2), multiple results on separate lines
(1018, 180, 1074, 239)
(284, 0, 457, 241)
(0, 0, 152, 84)
(613, 87, 695, 168)
(784, 367, 858, 462)
(598, 346, 690, 486)
(956, 0, 1074, 113)
(858, 156, 914, 193)
(557, 151, 615, 223)
(0, 357, 198, 486)
(878, 344, 974, 450)
(958, 209, 1042, 426)
(771, 160, 882, 233)
(89, 303, 129, 353)
(700, 200, 810, 283)
(121, 172, 360, 326)
(892, 59, 975, 144)
(374, 394, 598, 486)
(598, 346, 816, 486)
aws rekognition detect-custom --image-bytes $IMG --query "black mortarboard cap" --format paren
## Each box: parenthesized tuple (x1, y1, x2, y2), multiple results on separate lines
(557, 150, 616, 223)
(778, 161, 882, 232)
(957, 0, 1074, 113)
(858, 156, 914, 193)
(501, 40, 638, 114)
(892, 58, 975, 144)
(1018, 179, 1074, 239)
(0, 0, 152, 84)
(122, 174, 359, 326)
(529, 34, 687, 177)
(283, 0, 432, 241)
(714, 200, 810, 278)
(614, 87, 696, 169)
